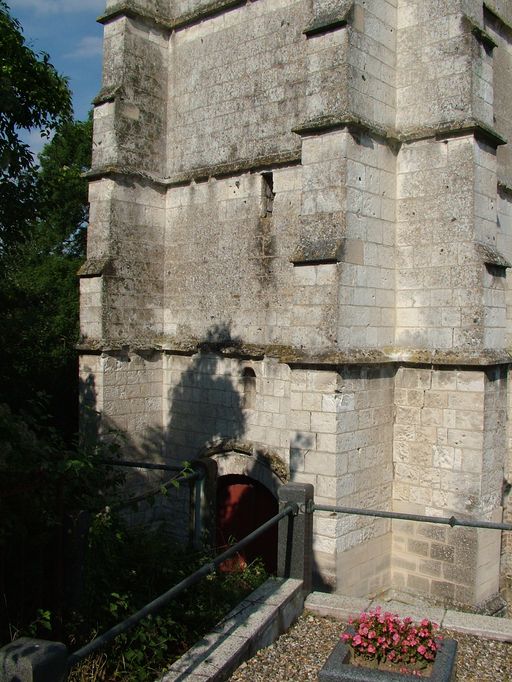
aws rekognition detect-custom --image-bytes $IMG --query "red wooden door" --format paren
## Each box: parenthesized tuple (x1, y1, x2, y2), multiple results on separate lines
(216, 475, 278, 573)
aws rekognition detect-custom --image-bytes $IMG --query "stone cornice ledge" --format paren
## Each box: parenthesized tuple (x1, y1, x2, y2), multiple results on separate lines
(85, 150, 302, 187)
(77, 339, 512, 367)
(98, 0, 252, 32)
(165, 150, 302, 185)
(293, 114, 507, 148)
(85, 164, 167, 186)
(427, 119, 506, 147)
(303, 1, 353, 37)
(92, 85, 124, 106)
(379, 348, 512, 367)
(281, 347, 512, 367)
(293, 113, 393, 141)
(498, 181, 512, 197)
(463, 15, 498, 50)
(85, 122, 504, 187)
(97, 1, 173, 30)
(483, 1, 512, 33)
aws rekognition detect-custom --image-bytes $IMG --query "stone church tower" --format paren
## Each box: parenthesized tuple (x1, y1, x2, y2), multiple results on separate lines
(80, 0, 512, 610)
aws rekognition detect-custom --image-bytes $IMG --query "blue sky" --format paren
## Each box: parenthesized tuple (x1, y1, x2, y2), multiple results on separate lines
(7, 0, 105, 154)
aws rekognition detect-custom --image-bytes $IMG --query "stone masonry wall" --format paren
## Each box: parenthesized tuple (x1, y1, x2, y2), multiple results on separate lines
(505, 366, 512, 583)
(498, 0, 512, 596)
(166, 0, 309, 176)
(162, 355, 395, 594)
(497, 188, 512, 346)
(392, 366, 506, 607)
(499, 187, 512, 584)
(81, 178, 165, 344)
(340, 133, 396, 347)
(396, 137, 481, 350)
(79, 351, 185, 532)
(347, 0, 396, 129)
(163, 353, 291, 465)
(94, 15, 168, 174)
(80, 0, 512, 608)
(485, 4, 512, 188)
(164, 126, 395, 354)
(334, 366, 394, 596)
(396, 0, 492, 133)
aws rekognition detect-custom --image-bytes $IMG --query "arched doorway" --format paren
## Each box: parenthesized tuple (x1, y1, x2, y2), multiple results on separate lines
(216, 474, 278, 573)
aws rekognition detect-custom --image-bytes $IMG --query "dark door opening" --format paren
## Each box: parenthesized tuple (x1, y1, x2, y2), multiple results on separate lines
(216, 474, 278, 573)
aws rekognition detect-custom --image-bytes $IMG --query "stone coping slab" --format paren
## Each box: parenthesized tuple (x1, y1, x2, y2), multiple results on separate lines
(442, 609, 512, 641)
(159, 578, 304, 682)
(305, 592, 512, 643)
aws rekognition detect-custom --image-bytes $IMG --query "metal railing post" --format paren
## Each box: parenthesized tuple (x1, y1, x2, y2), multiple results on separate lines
(277, 482, 314, 595)
(189, 458, 217, 547)
(0, 638, 69, 682)
(0, 493, 300, 680)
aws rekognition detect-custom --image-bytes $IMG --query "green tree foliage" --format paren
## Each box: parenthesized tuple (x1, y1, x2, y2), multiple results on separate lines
(0, 1, 87, 432)
(0, 3, 97, 638)
(0, 117, 92, 436)
(0, 0, 72, 248)
(0, 401, 122, 639)
(0, 116, 95, 638)
(37, 117, 92, 258)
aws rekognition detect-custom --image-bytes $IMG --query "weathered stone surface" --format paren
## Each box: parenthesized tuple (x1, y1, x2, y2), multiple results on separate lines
(80, 0, 512, 609)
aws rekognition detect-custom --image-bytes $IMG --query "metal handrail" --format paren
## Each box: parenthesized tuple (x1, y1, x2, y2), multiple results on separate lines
(66, 502, 297, 668)
(314, 504, 512, 531)
(99, 458, 191, 473)
(4, 480, 512, 679)
(102, 460, 202, 511)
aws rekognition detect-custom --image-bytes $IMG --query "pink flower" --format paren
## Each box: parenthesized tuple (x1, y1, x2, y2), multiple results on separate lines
(342, 607, 439, 667)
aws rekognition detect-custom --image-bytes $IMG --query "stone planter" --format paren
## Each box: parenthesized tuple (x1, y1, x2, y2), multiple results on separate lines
(318, 637, 457, 682)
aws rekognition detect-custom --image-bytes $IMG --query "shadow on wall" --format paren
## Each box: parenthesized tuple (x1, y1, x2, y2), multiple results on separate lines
(80, 324, 247, 463)
(167, 323, 246, 460)
(79, 323, 332, 590)
(78, 324, 249, 529)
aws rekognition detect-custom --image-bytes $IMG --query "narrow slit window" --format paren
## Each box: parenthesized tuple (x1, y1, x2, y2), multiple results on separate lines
(242, 367, 256, 409)
(261, 172, 275, 217)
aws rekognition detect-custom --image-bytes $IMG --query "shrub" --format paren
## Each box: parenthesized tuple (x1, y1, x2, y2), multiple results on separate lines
(65, 510, 267, 681)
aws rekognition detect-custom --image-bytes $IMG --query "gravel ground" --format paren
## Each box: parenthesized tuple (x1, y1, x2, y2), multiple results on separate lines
(229, 612, 512, 681)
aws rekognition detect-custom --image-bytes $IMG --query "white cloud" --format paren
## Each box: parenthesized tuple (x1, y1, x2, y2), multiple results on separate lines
(9, 0, 105, 14)
(64, 35, 103, 59)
